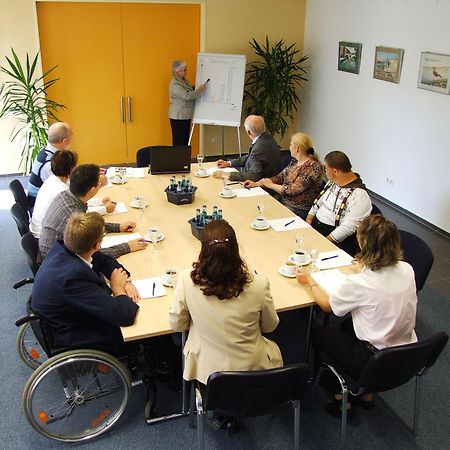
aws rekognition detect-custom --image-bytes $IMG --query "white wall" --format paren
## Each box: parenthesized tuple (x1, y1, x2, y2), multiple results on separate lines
(301, 0, 450, 232)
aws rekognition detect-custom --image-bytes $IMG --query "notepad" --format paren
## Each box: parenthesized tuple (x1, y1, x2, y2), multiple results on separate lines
(311, 269, 346, 296)
(234, 186, 269, 198)
(314, 250, 353, 270)
(206, 166, 238, 176)
(101, 232, 142, 248)
(266, 217, 311, 232)
(133, 277, 166, 299)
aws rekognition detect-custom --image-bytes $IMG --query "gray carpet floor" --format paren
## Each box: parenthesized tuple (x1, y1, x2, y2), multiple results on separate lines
(1, 178, 449, 449)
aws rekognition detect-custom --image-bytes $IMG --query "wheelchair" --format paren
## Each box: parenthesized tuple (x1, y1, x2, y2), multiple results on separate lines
(15, 301, 163, 442)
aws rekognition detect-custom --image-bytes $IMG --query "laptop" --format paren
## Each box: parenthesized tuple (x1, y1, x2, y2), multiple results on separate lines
(149, 145, 191, 175)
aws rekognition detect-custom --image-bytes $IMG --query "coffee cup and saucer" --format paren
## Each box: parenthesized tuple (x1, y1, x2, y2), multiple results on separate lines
(278, 261, 297, 278)
(195, 168, 209, 178)
(130, 196, 149, 209)
(251, 216, 270, 231)
(219, 187, 236, 198)
(111, 174, 127, 184)
(288, 250, 311, 266)
(162, 268, 178, 287)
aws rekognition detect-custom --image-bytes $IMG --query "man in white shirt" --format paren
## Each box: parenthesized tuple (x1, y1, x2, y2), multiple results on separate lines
(306, 151, 372, 255)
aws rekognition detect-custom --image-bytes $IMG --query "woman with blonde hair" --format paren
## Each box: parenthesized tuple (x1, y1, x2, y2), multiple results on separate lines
(296, 215, 417, 414)
(244, 132, 323, 218)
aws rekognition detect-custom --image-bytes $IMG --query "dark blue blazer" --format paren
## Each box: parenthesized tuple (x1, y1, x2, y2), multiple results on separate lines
(32, 241, 139, 351)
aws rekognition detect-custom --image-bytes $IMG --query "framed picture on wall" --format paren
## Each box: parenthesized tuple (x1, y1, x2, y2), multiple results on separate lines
(338, 42, 362, 74)
(373, 46, 404, 84)
(418, 52, 450, 95)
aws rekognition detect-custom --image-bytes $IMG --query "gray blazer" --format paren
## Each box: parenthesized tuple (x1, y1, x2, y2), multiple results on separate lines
(169, 77, 203, 120)
(229, 132, 281, 181)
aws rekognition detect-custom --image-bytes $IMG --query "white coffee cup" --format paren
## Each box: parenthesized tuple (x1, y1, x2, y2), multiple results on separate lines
(164, 268, 178, 287)
(221, 187, 233, 197)
(197, 167, 207, 176)
(282, 261, 297, 276)
(254, 217, 267, 229)
(294, 250, 306, 264)
(133, 196, 144, 208)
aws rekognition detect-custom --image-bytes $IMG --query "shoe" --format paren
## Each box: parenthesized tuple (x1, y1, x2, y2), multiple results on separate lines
(325, 399, 353, 417)
(352, 395, 375, 410)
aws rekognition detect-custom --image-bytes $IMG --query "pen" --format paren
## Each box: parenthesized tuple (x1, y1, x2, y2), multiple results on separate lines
(284, 219, 295, 227)
(139, 239, 151, 243)
(226, 182, 241, 186)
(152, 282, 155, 296)
(321, 255, 338, 261)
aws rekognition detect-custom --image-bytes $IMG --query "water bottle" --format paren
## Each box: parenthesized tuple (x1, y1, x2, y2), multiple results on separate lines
(217, 209, 223, 220)
(181, 175, 187, 190)
(176, 180, 182, 193)
(212, 205, 218, 220)
(185, 178, 191, 193)
(201, 205, 208, 225)
(195, 208, 201, 225)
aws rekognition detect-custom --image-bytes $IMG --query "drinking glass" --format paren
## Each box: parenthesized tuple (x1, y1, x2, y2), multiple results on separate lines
(256, 203, 265, 218)
(310, 249, 320, 271)
(197, 154, 204, 170)
(221, 172, 229, 189)
(148, 228, 160, 253)
(295, 234, 304, 251)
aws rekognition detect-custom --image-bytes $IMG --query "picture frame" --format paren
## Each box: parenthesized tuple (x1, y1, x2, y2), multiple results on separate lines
(338, 42, 362, 74)
(417, 52, 450, 95)
(373, 46, 404, 84)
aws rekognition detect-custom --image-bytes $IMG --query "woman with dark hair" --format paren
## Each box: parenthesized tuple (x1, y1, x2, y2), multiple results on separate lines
(169, 220, 282, 386)
(296, 215, 417, 414)
(244, 132, 323, 219)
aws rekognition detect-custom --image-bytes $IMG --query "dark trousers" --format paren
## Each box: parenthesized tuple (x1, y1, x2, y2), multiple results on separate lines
(170, 118, 191, 146)
(312, 318, 376, 394)
(311, 217, 360, 256)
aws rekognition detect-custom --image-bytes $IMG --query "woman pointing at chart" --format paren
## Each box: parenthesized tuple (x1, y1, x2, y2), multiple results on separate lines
(169, 60, 207, 146)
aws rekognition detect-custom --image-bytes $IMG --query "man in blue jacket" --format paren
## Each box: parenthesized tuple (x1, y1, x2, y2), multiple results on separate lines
(32, 212, 140, 354)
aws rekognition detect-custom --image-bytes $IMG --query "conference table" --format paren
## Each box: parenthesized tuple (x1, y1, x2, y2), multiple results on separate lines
(100, 162, 352, 423)
(99, 163, 346, 342)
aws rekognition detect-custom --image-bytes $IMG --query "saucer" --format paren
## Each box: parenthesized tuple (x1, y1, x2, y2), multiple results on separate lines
(288, 254, 312, 267)
(162, 276, 174, 288)
(251, 222, 270, 231)
(278, 266, 296, 278)
(130, 201, 149, 209)
(195, 171, 209, 178)
(111, 178, 127, 185)
(219, 191, 236, 199)
(143, 232, 165, 242)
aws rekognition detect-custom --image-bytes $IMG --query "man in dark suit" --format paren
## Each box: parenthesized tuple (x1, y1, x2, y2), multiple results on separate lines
(214, 115, 281, 181)
(32, 212, 140, 355)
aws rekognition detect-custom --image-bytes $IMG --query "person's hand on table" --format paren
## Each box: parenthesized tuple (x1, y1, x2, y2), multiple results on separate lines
(213, 170, 224, 179)
(120, 221, 136, 232)
(104, 200, 116, 213)
(128, 238, 147, 253)
(124, 281, 141, 303)
(217, 159, 231, 168)
(110, 268, 129, 297)
(295, 267, 314, 286)
(243, 180, 259, 188)
(305, 214, 314, 225)
(197, 83, 206, 92)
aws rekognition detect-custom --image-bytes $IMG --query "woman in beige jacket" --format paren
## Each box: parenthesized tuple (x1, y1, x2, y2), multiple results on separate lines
(169, 220, 283, 386)
(169, 60, 206, 145)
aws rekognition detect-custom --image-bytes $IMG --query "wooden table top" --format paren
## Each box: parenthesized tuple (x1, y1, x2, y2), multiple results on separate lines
(102, 164, 340, 341)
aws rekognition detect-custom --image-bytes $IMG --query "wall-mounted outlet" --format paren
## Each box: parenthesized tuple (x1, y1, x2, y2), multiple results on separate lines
(211, 137, 218, 144)
(385, 177, 395, 186)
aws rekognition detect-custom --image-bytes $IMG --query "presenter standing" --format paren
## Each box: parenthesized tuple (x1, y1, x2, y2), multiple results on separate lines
(169, 60, 206, 145)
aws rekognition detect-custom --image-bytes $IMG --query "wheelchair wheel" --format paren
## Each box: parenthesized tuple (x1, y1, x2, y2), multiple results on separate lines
(22, 349, 131, 442)
(16, 322, 48, 369)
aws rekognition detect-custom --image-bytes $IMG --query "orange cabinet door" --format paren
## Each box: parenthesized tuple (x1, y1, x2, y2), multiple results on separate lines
(37, 2, 127, 166)
(121, 3, 201, 158)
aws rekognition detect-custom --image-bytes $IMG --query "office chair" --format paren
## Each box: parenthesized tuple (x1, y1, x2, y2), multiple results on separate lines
(399, 230, 434, 292)
(280, 152, 292, 170)
(314, 332, 448, 446)
(136, 146, 152, 167)
(370, 203, 382, 215)
(10, 202, 30, 237)
(194, 363, 310, 450)
(9, 179, 30, 217)
(20, 231, 41, 276)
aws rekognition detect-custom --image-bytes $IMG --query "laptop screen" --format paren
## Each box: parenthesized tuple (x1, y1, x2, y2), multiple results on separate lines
(150, 146, 191, 174)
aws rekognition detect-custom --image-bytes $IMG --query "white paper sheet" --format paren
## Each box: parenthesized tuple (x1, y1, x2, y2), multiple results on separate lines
(266, 217, 311, 232)
(106, 202, 128, 215)
(106, 167, 146, 178)
(314, 250, 354, 270)
(101, 232, 142, 248)
(234, 186, 270, 198)
(311, 269, 346, 296)
(133, 277, 166, 299)
(206, 166, 238, 176)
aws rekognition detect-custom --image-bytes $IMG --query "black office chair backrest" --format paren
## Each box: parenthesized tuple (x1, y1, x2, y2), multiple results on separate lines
(21, 232, 41, 276)
(357, 332, 448, 393)
(280, 152, 292, 170)
(205, 363, 310, 418)
(10, 202, 30, 237)
(136, 146, 152, 167)
(9, 179, 30, 216)
(370, 203, 382, 215)
(399, 230, 434, 291)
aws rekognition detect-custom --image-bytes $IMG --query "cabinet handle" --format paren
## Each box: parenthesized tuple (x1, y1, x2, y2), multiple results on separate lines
(120, 97, 125, 123)
(127, 96, 132, 122)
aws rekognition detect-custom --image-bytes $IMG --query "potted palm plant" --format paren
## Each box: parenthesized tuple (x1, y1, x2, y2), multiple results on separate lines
(243, 37, 308, 139)
(0, 48, 65, 173)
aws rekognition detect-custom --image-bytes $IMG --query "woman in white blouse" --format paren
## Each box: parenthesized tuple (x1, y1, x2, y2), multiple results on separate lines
(296, 214, 417, 414)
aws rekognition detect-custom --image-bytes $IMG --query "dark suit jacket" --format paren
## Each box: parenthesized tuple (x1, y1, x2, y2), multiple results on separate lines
(32, 241, 139, 351)
(229, 132, 281, 181)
